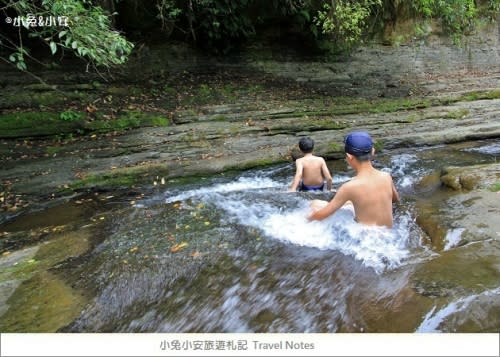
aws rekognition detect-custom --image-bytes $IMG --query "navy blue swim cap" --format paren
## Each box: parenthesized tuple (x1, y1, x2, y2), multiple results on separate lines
(344, 131, 373, 155)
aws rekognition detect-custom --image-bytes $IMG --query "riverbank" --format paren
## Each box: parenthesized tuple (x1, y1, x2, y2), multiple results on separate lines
(1, 19, 500, 223)
(1, 74, 499, 224)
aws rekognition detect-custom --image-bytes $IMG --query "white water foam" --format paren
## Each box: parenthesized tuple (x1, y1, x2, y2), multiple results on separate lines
(465, 143, 500, 155)
(388, 153, 422, 188)
(164, 174, 411, 274)
(443, 228, 466, 250)
(416, 287, 500, 332)
(225, 201, 409, 273)
(165, 176, 284, 203)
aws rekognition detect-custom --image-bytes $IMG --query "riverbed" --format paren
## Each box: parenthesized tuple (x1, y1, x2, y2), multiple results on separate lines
(1, 139, 498, 332)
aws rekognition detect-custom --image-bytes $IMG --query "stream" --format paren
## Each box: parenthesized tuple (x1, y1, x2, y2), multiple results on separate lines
(0, 140, 499, 332)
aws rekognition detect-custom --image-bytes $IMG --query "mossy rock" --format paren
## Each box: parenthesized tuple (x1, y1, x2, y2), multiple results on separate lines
(0, 112, 83, 138)
(69, 164, 171, 190)
(0, 110, 169, 139)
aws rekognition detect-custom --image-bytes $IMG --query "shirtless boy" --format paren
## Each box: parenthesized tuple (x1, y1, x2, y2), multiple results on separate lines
(307, 131, 400, 228)
(289, 137, 333, 192)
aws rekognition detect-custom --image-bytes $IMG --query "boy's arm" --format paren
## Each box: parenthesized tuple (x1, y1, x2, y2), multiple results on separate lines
(321, 159, 333, 191)
(289, 160, 304, 191)
(391, 178, 400, 202)
(308, 185, 349, 221)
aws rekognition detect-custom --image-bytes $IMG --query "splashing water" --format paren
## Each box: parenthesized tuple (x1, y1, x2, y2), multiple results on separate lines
(165, 176, 284, 203)
(164, 172, 412, 274)
(443, 228, 466, 251)
(387, 153, 424, 189)
(465, 142, 500, 155)
(415, 287, 500, 332)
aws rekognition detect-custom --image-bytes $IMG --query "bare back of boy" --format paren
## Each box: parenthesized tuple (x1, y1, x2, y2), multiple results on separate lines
(309, 168, 398, 228)
(299, 155, 329, 186)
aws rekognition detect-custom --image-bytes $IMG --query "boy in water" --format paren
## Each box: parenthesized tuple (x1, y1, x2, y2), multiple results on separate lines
(308, 131, 400, 228)
(289, 137, 333, 192)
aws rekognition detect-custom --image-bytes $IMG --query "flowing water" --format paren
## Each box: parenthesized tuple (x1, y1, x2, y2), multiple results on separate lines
(0, 140, 499, 332)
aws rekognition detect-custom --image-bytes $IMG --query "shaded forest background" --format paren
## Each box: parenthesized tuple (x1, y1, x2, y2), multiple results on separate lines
(1, 0, 498, 72)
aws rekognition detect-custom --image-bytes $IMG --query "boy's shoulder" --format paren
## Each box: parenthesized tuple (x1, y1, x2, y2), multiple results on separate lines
(375, 169, 392, 179)
(309, 154, 325, 161)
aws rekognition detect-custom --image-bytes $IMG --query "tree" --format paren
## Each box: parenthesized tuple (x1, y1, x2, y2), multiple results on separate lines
(0, 0, 134, 71)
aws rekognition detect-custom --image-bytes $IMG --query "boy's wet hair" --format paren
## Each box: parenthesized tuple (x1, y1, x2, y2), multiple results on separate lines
(299, 137, 314, 153)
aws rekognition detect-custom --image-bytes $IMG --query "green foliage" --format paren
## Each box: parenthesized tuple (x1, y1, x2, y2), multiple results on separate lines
(1, 0, 134, 70)
(313, 0, 382, 52)
(411, 0, 479, 43)
(490, 183, 500, 192)
(1, 0, 496, 66)
(59, 110, 84, 121)
(156, 0, 182, 34)
(190, 0, 255, 53)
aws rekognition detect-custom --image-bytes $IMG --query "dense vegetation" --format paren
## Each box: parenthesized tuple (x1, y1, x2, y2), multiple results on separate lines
(0, 0, 498, 70)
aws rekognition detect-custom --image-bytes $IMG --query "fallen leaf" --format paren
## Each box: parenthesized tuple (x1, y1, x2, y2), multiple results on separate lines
(170, 242, 188, 253)
(86, 104, 96, 113)
(189, 251, 201, 258)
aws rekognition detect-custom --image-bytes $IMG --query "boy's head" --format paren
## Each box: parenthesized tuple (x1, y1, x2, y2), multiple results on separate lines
(298, 137, 314, 153)
(344, 131, 373, 161)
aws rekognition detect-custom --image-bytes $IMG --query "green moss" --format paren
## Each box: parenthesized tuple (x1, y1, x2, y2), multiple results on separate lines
(374, 139, 385, 152)
(330, 142, 343, 152)
(87, 111, 169, 133)
(0, 89, 92, 109)
(0, 112, 83, 138)
(489, 183, 500, 192)
(407, 114, 419, 123)
(162, 85, 177, 96)
(0, 271, 86, 332)
(69, 164, 171, 190)
(0, 109, 170, 139)
(59, 110, 85, 121)
(459, 89, 500, 101)
(0, 258, 40, 282)
(214, 114, 228, 121)
(443, 109, 469, 119)
(226, 157, 287, 171)
(150, 116, 170, 126)
(46, 146, 63, 156)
